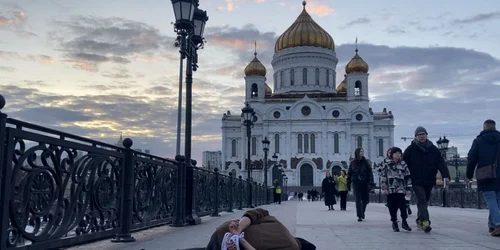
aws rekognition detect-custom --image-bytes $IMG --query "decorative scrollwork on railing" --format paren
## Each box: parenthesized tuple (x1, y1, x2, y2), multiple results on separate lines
(7, 132, 122, 247)
(131, 159, 177, 230)
(218, 175, 230, 211)
(193, 168, 216, 216)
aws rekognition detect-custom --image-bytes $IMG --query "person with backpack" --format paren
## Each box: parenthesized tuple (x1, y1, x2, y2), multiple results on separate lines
(466, 119, 500, 236)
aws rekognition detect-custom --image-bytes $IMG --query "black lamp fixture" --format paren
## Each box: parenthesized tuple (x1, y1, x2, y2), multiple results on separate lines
(171, 0, 197, 31)
(262, 137, 270, 187)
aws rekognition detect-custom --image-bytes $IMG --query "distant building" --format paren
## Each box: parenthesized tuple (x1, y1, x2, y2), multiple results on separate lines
(202, 151, 222, 171)
(446, 146, 458, 159)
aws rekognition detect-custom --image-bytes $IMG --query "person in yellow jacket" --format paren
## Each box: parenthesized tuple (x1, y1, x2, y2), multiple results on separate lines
(335, 170, 348, 210)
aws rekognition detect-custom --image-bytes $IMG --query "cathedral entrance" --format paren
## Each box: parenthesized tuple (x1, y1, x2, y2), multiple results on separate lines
(272, 166, 282, 185)
(332, 165, 342, 175)
(300, 164, 313, 186)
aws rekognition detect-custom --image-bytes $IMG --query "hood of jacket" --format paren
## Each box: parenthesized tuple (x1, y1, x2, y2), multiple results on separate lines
(477, 129, 500, 145)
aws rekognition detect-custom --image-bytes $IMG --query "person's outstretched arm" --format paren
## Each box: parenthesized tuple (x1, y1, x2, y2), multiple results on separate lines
(239, 238, 256, 250)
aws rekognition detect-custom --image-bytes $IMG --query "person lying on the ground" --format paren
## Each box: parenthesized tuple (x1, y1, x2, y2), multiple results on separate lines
(189, 208, 316, 250)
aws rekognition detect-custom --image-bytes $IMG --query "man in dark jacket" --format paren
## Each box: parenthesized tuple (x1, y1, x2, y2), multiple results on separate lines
(403, 126, 450, 233)
(466, 119, 500, 236)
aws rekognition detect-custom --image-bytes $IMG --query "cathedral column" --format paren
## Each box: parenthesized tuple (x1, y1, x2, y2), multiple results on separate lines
(322, 121, 327, 166)
(345, 121, 352, 160)
(369, 124, 375, 163)
(222, 127, 227, 173)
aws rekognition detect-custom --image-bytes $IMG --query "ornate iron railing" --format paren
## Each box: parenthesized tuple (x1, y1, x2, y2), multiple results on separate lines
(348, 186, 487, 209)
(0, 97, 274, 250)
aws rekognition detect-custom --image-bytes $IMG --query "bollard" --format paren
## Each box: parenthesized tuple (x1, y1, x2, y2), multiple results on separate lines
(211, 168, 220, 217)
(227, 172, 234, 212)
(112, 138, 136, 242)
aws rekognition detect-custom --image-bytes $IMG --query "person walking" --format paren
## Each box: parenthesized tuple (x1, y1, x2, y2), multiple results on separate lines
(403, 126, 450, 233)
(466, 119, 500, 236)
(347, 148, 375, 222)
(322, 171, 338, 211)
(335, 170, 348, 211)
(380, 147, 413, 232)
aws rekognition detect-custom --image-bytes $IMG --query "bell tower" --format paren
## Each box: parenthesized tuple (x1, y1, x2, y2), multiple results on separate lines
(345, 38, 369, 101)
(244, 42, 267, 103)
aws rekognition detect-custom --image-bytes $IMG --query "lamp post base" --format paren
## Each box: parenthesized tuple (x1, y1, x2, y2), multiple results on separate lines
(111, 234, 135, 243)
(185, 213, 201, 225)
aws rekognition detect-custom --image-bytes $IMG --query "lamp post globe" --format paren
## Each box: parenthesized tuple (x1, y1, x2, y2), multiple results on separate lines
(171, 0, 196, 31)
(437, 137, 442, 149)
(262, 136, 270, 185)
(442, 136, 449, 149)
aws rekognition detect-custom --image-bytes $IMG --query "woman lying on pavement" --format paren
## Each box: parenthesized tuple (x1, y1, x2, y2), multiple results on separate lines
(183, 208, 316, 250)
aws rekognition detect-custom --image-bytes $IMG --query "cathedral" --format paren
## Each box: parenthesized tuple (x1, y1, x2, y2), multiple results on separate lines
(221, 2, 395, 188)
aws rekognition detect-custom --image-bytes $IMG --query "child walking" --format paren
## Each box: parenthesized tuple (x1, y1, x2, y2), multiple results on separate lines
(380, 147, 412, 232)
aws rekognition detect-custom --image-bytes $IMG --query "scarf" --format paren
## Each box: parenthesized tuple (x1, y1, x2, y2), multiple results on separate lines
(414, 139, 433, 152)
(221, 232, 245, 250)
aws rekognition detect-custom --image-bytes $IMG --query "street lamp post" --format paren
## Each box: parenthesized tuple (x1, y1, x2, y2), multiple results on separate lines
(262, 137, 270, 203)
(242, 102, 256, 208)
(436, 136, 449, 207)
(453, 154, 460, 183)
(170, 0, 209, 226)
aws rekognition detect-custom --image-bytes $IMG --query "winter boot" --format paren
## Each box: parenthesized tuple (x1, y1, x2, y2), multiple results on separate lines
(392, 221, 400, 232)
(489, 227, 495, 233)
(492, 226, 500, 236)
(416, 219, 422, 230)
(421, 220, 432, 233)
(401, 221, 412, 231)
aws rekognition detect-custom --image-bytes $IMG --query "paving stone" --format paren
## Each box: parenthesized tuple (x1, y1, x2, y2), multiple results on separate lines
(67, 201, 500, 250)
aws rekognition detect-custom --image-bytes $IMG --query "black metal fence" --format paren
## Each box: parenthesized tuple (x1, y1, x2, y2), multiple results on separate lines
(0, 97, 273, 250)
(348, 186, 487, 209)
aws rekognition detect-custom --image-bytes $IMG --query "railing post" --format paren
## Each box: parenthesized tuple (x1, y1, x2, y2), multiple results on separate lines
(112, 138, 136, 243)
(211, 168, 220, 217)
(185, 159, 201, 225)
(227, 172, 234, 212)
(459, 186, 464, 208)
(247, 178, 252, 208)
(238, 175, 243, 210)
(0, 95, 10, 250)
(171, 155, 186, 227)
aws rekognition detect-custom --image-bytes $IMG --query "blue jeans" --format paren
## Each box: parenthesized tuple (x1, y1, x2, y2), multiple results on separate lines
(482, 190, 500, 227)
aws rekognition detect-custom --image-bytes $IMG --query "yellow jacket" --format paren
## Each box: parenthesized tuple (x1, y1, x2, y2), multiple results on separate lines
(334, 175, 348, 192)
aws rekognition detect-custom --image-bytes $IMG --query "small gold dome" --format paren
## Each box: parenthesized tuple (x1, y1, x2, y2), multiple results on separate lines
(265, 84, 272, 95)
(345, 48, 369, 74)
(244, 52, 267, 77)
(336, 75, 347, 92)
(274, 1, 335, 53)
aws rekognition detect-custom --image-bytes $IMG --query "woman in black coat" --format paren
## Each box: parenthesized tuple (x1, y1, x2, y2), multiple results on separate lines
(347, 148, 375, 221)
(322, 171, 338, 211)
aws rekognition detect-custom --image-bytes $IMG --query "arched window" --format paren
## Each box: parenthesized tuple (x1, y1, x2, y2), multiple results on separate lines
(357, 136, 363, 149)
(231, 139, 237, 157)
(298, 134, 302, 153)
(280, 71, 284, 87)
(310, 134, 316, 153)
(251, 83, 258, 98)
(290, 69, 295, 86)
(378, 138, 384, 157)
(252, 137, 257, 155)
(326, 69, 330, 86)
(315, 68, 320, 85)
(302, 68, 307, 85)
(304, 134, 309, 153)
(275, 134, 280, 153)
(355, 80, 362, 96)
(334, 133, 339, 153)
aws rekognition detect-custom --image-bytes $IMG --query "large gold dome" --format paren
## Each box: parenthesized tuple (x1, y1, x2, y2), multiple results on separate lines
(274, 1, 335, 53)
(345, 48, 369, 74)
(244, 52, 267, 77)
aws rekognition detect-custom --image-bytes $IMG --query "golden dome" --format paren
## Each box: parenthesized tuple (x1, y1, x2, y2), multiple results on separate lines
(244, 52, 267, 77)
(336, 75, 347, 92)
(265, 84, 272, 95)
(274, 1, 335, 53)
(345, 48, 369, 74)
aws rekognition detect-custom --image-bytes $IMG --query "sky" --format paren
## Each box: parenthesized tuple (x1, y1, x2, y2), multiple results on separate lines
(1, 0, 500, 162)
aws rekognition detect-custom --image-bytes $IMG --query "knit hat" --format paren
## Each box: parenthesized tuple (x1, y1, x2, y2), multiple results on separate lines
(414, 126, 428, 136)
(390, 147, 403, 159)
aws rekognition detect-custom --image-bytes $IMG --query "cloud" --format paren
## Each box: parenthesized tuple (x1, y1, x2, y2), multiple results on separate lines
(454, 11, 500, 24)
(50, 16, 175, 71)
(305, 0, 335, 17)
(341, 17, 370, 29)
(0, 66, 15, 72)
(0, 3, 37, 37)
(385, 26, 407, 34)
(101, 67, 144, 79)
(0, 50, 55, 64)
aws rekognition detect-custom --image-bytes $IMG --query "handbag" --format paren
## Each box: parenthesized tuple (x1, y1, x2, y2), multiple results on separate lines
(476, 146, 500, 181)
